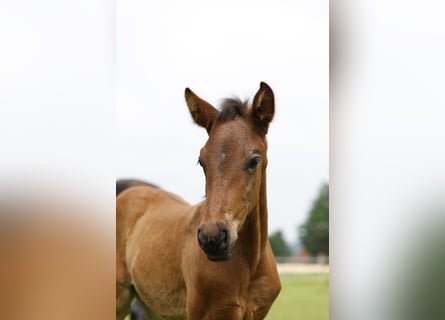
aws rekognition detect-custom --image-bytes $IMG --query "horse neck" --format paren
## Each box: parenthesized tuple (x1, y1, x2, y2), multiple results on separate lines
(239, 171, 269, 269)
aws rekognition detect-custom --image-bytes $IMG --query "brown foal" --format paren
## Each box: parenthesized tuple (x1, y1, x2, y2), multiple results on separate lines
(116, 82, 281, 319)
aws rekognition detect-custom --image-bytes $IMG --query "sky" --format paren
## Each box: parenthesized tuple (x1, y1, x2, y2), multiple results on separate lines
(116, 0, 328, 244)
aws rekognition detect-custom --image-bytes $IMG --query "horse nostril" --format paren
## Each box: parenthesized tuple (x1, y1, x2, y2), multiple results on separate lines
(218, 228, 228, 244)
(197, 227, 205, 246)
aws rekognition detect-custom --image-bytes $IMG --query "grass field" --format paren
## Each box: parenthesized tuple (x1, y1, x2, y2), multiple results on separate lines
(266, 273, 329, 320)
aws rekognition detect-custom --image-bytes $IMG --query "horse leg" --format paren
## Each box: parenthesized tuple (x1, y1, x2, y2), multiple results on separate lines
(116, 284, 133, 320)
(116, 249, 134, 320)
(130, 297, 146, 320)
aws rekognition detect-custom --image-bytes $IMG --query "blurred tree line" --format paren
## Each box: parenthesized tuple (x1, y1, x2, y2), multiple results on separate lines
(299, 182, 329, 256)
(268, 182, 329, 257)
(269, 230, 290, 257)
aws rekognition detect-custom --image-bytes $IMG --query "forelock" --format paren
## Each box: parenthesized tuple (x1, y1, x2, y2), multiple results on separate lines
(216, 98, 248, 122)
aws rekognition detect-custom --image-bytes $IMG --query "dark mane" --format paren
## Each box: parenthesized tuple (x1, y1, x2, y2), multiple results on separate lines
(216, 98, 248, 122)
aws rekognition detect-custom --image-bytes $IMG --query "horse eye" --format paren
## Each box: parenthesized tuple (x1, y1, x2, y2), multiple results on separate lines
(247, 157, 260, 171)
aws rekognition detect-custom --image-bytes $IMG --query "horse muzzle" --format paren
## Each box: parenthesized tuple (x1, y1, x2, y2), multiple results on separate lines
(197, 222, 236, 261)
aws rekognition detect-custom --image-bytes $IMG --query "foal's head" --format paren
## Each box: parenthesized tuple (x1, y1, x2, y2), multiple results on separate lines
(184, 82, 275, 261)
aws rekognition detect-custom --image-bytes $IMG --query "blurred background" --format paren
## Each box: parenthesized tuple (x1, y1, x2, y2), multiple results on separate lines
(331, 1, 445, 319)
(0, 1, 114, 319)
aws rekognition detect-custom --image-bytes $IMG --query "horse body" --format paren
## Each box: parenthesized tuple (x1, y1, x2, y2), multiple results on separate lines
(117, 186, 191, 319)
(117, 83, 281, 320)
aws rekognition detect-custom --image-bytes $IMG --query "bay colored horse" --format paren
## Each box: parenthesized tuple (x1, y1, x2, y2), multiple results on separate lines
(116, 82, 281, 319)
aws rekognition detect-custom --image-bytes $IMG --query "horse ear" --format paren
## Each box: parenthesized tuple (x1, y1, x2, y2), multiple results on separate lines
(250, 82, 275, 134)
(185, 88, 219, 134)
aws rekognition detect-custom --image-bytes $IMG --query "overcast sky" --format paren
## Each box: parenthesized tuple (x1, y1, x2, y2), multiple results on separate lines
(116, 0, 328, 244)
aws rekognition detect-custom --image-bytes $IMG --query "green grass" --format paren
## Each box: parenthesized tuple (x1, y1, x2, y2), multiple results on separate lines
(266, 273, 329, 320)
